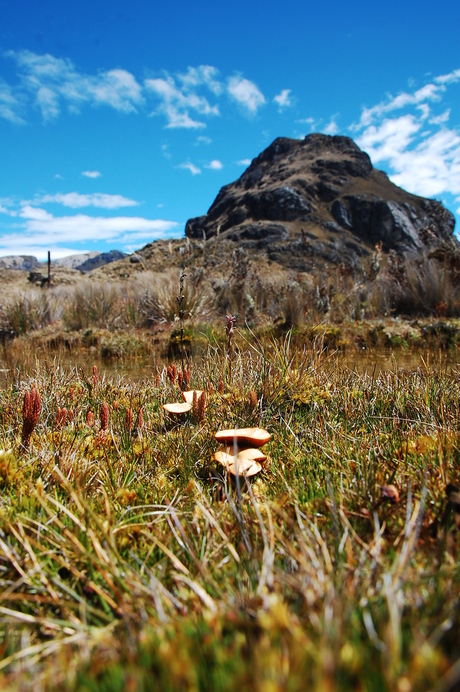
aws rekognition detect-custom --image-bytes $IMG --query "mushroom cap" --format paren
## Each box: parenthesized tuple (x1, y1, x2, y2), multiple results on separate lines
(214, 447, 267, 464)
(162, 402, 192, 415)
(227, 458, 262, 477)
(182, 390, 204, 404)
(214, 427, 271, 447)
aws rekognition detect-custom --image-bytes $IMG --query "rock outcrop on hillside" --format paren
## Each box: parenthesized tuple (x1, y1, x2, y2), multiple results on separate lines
(76, 250, 126, 272)
(0, 256, 41, 271)
(185, 134, 456, 270)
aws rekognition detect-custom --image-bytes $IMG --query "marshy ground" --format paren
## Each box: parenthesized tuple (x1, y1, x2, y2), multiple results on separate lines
(0, 324, 459, 691)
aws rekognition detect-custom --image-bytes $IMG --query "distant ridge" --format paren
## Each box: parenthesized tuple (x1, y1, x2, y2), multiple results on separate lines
(0, 255, 41, 271)
(0, 250, 126, 273)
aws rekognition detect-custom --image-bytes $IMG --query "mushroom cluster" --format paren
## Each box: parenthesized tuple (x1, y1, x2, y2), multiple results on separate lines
(213, 427, 271, 478)
(162, 390, 205, 418)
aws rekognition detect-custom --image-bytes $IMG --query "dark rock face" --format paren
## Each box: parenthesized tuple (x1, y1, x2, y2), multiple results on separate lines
(77, 250, 126, 272)
(185, 133, 457, 265)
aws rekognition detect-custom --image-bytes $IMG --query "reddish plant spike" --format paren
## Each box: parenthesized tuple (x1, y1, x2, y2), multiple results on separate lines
(100, 402, 109, 431)
(136, 408, 144, 429)
(92, 365, 98, 387)
(125, 407, 134, 431)
(218, 378, 225, 394)
(56, 407, 67, 428)
(155, 373, 161, 388)
(178, 371, 184, 390)
(21, 387, 41, 448)
(248, 390, 258, 409)
(86, 410, 95, 428)
(192, 390, 199, 419)
(184, 367, 191, 387)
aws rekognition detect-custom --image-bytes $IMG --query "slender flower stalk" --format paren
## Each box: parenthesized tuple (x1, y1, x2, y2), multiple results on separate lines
(177, 271, 187, 388)
(226, 314, 236, 385)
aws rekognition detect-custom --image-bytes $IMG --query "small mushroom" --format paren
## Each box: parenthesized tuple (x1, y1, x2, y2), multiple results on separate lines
(381, 484, 400, 504)
(226, 457, 262, 477)
(182, 390, 204, 404)
(214, 447, 267, 464)
(214, 427, 271, 448)
(162, 402, 192, 416)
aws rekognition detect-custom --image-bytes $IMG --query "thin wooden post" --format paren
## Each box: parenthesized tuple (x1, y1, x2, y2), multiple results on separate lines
(47, 251, 51, 287)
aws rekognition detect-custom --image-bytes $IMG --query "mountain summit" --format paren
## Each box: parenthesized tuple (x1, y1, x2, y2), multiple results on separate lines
(185, 134, 456, 270)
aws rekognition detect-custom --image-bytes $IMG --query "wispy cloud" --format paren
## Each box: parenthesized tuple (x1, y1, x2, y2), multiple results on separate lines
(0, 77, 25, 124)
(195, 135, 212, 145)
(354, 68, 460, 216)
(273, 89, 292, 110)
(36, 192, 139, 209)
(237, 158, 251, 166)
(4, 50, 144, 121)
(227, 76, 265, 114)
(1, 51, 273, 129)
(145, 68, 220, 129)
(81, 170, 101, 179)
(0, 205, 179, 257)
(178, 162, 201, 175)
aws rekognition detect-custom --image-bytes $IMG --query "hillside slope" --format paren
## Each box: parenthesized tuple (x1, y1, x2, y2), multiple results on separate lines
(185, 134, 456, 271)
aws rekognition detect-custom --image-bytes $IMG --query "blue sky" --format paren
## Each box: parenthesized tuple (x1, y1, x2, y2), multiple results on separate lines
(1, 0, 459, 260)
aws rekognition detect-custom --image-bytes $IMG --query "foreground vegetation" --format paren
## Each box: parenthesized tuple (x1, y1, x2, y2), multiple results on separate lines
(0, 328, 459, 691)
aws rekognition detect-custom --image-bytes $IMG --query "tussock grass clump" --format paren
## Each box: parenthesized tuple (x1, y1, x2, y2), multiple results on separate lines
(0, 337, 459, 689)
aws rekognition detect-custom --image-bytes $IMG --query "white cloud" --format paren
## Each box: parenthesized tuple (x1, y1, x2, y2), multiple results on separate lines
(0, 206, 179, 255)
(356, 114, 421, 163)
(429, 109, 451, 125)
(0, 246, 87, 261)
(177, 66, 223, 95)
(207, 160, 223, 170)
(145, 71, 219, 129)
(1, 51, 274, 129)
(237, 159, 251, 166)
(435, 68, 460, 85)
(178, 162, 201, 175)
(0, 77, 25, 123)
(324, 118, 339, 135)
(195, 135, 212, 145)
(273, 89, 292, 110)
(5, 50, 144, 121)
(354, 81, 445, 131)
(353, 69, 460, 218)
(82, 170, 101, 178)
(36, 192, 139, 209)
(227, 76, 265, 114)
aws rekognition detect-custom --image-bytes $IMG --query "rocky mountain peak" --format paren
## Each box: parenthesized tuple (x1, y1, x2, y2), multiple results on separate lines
(185, 133, 456, 271)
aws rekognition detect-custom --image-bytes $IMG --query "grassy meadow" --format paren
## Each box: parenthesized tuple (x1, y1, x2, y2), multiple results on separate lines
(0, 322, 459, 691)
(1, 249, 460, 690)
